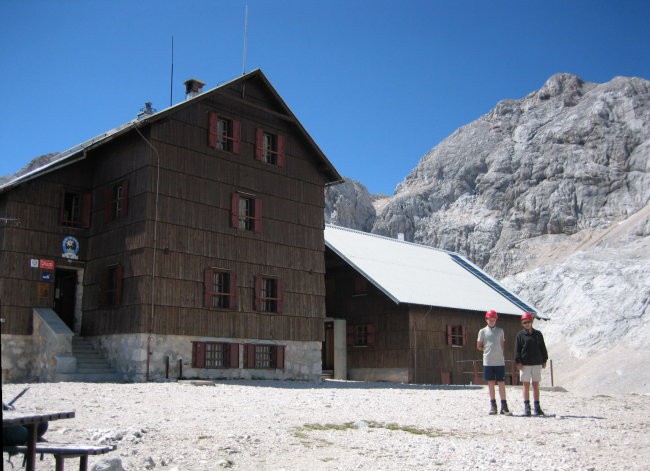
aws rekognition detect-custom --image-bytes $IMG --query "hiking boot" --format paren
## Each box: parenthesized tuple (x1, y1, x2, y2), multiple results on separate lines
(524, 401, 531, 416)
(500, 402, 512, 416)
(534, 402, 545, 416)
(489, 401, 498, 415)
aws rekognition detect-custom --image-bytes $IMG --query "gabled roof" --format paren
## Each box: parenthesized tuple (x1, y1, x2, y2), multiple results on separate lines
(1, 69, 342, 192)
(325, 224, 540, 317)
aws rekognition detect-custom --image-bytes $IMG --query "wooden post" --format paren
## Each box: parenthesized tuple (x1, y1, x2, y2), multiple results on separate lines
(549, 359, 554, 387)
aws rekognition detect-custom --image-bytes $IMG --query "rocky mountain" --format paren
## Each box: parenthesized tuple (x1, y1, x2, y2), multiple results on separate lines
(326, 73, 650, 394)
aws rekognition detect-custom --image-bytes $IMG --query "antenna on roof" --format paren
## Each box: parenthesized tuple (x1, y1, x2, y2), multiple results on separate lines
(170, 36, 175, 106)
(242, 4, 249, 75)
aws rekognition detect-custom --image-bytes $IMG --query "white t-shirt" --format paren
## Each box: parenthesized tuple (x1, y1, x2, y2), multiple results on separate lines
(477, 326, 505, 366)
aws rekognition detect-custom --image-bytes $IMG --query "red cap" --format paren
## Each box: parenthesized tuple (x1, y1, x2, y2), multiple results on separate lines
(521, 312, 534, 321)
(485, 309, 498, 319)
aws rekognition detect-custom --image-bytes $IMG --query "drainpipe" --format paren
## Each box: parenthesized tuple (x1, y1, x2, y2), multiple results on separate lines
(135, 126, 160, 382)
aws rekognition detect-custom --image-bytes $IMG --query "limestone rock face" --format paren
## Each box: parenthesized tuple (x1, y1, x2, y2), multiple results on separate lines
(373, 73, 650, 278)
(324, 178, 377, 232)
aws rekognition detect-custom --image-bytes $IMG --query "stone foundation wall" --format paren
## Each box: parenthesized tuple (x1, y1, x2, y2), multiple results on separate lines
(93, 334, 323, 382)
(1, 335, 33, 383)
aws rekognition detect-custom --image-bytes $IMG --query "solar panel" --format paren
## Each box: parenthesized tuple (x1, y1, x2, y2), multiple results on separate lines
(449, 253, 537, 314)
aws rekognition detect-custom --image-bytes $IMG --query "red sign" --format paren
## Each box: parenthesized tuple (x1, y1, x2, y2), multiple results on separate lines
(40, 259, 55, 270)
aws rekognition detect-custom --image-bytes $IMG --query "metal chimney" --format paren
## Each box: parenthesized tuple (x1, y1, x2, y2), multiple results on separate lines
(137, 102, 156, 120)
(184, 78, 205, 100)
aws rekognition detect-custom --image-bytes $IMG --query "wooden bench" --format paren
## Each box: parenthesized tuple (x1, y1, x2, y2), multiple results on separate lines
(4, 442, 116, 471)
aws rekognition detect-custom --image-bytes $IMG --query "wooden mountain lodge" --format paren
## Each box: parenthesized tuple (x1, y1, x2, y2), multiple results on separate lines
(1, 70, 342, 382)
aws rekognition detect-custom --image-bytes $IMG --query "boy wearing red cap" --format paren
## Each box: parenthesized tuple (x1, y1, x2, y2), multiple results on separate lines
(477, 309, 511, 415)
(514, 312, 548, 416)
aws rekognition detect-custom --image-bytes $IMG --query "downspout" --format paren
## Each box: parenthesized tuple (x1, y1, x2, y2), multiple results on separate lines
(135, 126, 160, 382)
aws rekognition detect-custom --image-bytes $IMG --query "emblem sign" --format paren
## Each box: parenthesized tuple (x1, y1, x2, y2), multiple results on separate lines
(62, 236, 80, 260)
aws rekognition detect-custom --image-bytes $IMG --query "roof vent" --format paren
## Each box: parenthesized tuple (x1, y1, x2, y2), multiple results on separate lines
(184, 78, 205, 100)
(137, 102, 156, 120)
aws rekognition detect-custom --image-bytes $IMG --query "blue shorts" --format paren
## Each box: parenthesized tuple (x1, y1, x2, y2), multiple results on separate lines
(483, 365, 506, 382)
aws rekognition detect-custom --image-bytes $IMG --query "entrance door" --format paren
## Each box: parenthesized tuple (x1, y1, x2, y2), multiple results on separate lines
(54, 269, 77, 331)
(322, 321, 334, 371)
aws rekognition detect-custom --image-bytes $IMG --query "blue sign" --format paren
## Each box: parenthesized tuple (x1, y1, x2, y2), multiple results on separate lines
(41, 271, 53, 282)
(62, 236, 80, 260)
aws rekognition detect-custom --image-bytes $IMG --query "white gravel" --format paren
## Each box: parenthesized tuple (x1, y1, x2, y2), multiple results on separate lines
(3, 380, 649, 471)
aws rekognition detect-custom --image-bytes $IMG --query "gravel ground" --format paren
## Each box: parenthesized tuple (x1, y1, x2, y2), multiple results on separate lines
(2, 380, 649, 471)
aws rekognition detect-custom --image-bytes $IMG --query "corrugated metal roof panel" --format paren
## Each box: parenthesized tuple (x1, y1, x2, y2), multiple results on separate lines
(324, 224, 537, 317)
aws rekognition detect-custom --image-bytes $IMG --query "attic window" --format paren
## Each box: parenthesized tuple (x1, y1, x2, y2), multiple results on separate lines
(208, 112, 240, 154)
(255, 128, 285, 167)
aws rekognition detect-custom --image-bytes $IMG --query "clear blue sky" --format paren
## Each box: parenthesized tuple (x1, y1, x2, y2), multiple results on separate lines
(1, 1, 649, 195)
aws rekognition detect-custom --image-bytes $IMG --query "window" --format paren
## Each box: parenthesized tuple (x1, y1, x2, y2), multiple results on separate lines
(346, 324, 376, 347)
(100, 264, 124, 307)
(255, 128, 285, 167)
(203, 269, 238, 309)
(104, 180, 128, 224)
(230, 193, 262, 233)
(208, 112, 240, 154)
(192, 342, 240, 369)
(255, 276, 283, 313)
(243, 344, 285, 369)
(60, 190, 91, 228)
(447, 325, 467, 347)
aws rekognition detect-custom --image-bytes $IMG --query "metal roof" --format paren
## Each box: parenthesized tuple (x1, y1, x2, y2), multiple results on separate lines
(324, 224, 539, 317)
(1, 69, 342, 193)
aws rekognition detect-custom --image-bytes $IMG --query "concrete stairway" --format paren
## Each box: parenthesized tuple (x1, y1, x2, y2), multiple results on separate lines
(55, 337, 122, 382)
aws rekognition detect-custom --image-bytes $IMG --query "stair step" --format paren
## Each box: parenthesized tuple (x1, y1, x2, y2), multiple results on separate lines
(68, 336, 122, 382)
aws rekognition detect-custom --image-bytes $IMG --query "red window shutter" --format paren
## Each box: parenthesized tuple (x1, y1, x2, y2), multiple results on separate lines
(119, 180, 129, 218)
(230, 193, 239, 228)
(253, 198, 262, 233)
(204, 269, 213, 308)
(346, 326, 354, 346)
(446, 325, 453, 346)
(208, 112, 217, 148)
(367, 324, 376, 346)
(104, 186, 113, 224)
(254, 276, 262, 311)
(232, 120, 241, 154)
(193, 342, 206, 368)
(81, 192, 92, 228)
(115, 264, 124, 306)
(462, 325, 467, 346)
(244, 344, 256, 368)
(276, 279, 284, 314)
(255, 127, 264, 161)
(276, 345, 285, 370)
(277, 134, 285, 167)
(229, 343, 240, 368)
(229, 272, 238, 310)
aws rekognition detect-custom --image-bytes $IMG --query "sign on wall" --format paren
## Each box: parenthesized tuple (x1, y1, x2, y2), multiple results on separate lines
(61, 236, 80, 260)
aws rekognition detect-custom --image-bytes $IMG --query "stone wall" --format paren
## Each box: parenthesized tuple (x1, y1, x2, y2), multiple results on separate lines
(1, 334, 33, 382)
(94, 334, 323, 382)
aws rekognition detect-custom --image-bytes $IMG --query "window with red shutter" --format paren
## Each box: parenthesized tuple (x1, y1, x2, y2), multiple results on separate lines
(204, 269, 237, 310)
(231, 192, 261, 232)
(255, 276, 281, 313)
(60, 189, 92, 228)
(255, 127, 285, 167)
(192, 341, 240, 369)
(104, 180, 129, 224)
(243, 344, 285, 369)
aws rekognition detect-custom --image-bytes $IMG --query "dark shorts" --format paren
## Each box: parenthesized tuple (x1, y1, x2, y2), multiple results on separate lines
(483, 365, 505, 382)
